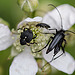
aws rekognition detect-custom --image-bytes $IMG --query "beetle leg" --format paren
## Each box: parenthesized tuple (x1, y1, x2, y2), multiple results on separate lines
(30, 42, 37, 44)
(52, 39, 67, 60)
(50, 36, 54, 39)
(50, 42, 63, 62)
(60, 39, 66, 54)
(50, 45, 60, 62)
(53, 44, 66, 61)
(54, 39, 67, 60)
(26, 43, 30, 46)
(32, 34, 37, 39)
(32, 37, 51, 53)
(40, 32, 55, 35)
(61, 46, 65, 53)
(63, 39, 67, 48)
(53, 39, 66, 60)
(26, 41, 37, 46)
(48, 28, 57, 32)
(47, 50, 64, 63)
(36, 23, 50, 29)
(51, 49, 64, 62)
(65, 33, 70, 36)
(52, 52, 64, 61)
(53, 45, 60, 57)
(66, 30, 75, 34)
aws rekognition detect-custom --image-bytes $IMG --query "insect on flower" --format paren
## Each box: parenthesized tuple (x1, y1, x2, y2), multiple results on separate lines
(33, 4, 75, 62)
(20, 28, 34, 45)
(18, 26, 37, 46)
(17, 18, 50, 48)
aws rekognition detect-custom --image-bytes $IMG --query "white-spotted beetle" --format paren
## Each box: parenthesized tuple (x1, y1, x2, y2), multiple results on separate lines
(20, 28, 37, 46)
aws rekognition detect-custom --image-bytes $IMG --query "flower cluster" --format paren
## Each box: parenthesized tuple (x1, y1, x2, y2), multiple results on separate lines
(0, 4, 75, 75)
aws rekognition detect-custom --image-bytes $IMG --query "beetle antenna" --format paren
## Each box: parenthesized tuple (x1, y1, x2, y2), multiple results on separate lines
(66, 30, 75, 34)
(48, 4, 63, 29)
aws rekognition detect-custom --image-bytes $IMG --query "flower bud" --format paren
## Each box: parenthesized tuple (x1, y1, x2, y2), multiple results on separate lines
(36, 58, 51, 75)
(17, 0, 39, 12)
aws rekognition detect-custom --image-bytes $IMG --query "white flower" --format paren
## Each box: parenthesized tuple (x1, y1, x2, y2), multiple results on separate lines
(9, 17, 42, 75)
(0, 4, 75, 75)
(42, 4, 75, 74)
(0, 17, 42, 75)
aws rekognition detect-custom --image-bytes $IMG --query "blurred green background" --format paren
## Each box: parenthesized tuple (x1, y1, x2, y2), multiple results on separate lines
(0, 0, 75, 75)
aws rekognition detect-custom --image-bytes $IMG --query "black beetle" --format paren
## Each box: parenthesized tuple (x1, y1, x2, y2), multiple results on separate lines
(20, 28, 37, 46)
(33, 4, 75, 62)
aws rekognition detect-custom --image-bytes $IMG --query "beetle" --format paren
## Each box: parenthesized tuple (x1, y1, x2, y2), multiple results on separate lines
(20, 28, 37, 46)
(33, 4, 75, 62)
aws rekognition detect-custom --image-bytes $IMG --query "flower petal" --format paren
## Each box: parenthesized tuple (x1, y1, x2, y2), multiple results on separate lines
(0, 24, 13, 51)
(42, 49, 75, 74)
(9, 46, 38, 75)
(42, 4, 75, 30)
(17, 17, 42, 28)
(10, 47, 20, 58)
